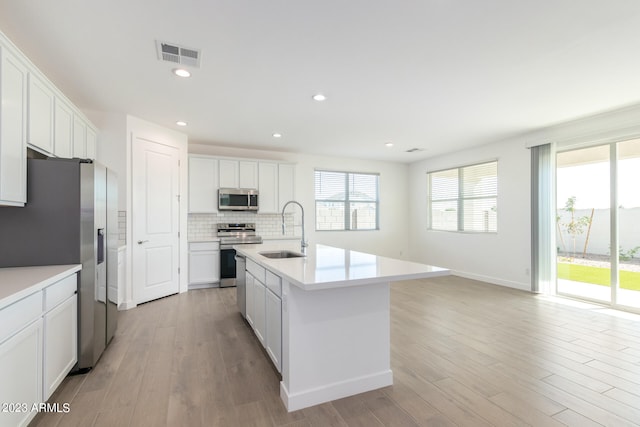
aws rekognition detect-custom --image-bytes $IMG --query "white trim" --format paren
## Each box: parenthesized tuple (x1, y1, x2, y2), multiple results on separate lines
(451, 271, 530, 292)
(524, 103, 640, 149)
(280, 370, 393, 412)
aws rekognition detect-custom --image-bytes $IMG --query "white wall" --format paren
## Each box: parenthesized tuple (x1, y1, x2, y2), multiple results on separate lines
(84, 110, 127, 209)
(189, 143, 410, 259)
(408, 138, 532, 290)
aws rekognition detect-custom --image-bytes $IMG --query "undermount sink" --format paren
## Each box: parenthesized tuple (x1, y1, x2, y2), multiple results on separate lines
(259, 250, 306, 259)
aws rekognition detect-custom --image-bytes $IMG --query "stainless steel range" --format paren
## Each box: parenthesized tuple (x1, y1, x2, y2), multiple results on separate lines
(218, 223, 262, 288)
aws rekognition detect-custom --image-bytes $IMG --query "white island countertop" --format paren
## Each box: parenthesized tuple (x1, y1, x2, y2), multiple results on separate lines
(235, 242, 449, 291)
(0, 264, 82, 309)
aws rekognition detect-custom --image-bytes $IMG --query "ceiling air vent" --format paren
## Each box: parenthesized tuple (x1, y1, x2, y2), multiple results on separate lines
(405, 148, 424, 153)
(156, 41, 201, 67)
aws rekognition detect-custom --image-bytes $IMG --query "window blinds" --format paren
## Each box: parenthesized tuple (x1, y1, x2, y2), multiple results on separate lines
(428, 161, 497, 232)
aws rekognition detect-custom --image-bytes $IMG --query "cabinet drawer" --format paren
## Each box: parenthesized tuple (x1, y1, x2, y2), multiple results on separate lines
(0, 291, 42, 344)
(44, 274, 77, 312)
(265, 270, 281, 297)
(189, 241, 220, 251)
(246, 258, 265, 283)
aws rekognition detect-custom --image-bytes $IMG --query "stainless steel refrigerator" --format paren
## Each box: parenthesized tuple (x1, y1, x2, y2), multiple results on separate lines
(0, 157, 118, 371)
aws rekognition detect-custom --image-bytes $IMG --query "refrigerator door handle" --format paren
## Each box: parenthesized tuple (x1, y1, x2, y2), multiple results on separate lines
(97, 229, 105, 264)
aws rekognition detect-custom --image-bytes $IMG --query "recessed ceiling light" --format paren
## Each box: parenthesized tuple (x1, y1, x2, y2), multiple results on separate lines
(272, 133, 282, 138)
(385, 142, 394, 147)
(312, 93, 327, 102)
(176, 121, 187, 126)
(172, 68, 191, 78)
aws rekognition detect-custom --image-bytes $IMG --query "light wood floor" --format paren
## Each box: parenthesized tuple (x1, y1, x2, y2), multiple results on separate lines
(31, 276, 640, 427)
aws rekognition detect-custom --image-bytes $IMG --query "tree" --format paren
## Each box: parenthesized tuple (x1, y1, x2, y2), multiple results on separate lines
(559, 196, 591, 259)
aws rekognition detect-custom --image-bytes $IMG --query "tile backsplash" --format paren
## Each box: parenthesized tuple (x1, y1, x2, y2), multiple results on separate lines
(188, 212, 297, 241)
(117, 211, 299, 244)
(118, 211, 126, 246)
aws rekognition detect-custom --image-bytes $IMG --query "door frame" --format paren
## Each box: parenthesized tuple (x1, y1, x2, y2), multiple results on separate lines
(125, 116, 188, 309)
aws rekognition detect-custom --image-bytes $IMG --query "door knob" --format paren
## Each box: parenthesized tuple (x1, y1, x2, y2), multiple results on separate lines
(137, 240, 149, 244)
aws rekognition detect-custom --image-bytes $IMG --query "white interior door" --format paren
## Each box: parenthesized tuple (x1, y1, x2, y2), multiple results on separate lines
(132, 136, 180, 304)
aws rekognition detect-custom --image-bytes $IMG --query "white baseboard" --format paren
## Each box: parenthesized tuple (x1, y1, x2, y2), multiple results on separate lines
(118, 300, 136, 310)
(452, 270, 531, 292)
(188, 282, 220, 290)
(280, 370, 393, 412)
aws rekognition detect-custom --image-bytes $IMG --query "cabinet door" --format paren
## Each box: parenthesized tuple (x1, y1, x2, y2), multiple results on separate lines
(0, 47, 28, 206)
(188, 250, 220, 284)
(219, 159, 239, 188)
(239, 160, 258, 188)
(253, 279, 266, 347)
(189, 157, 218, 212)
(278, 164, 295, 211)
(53, 99, 73, 158)
(43, 295, 77, 400)
(72, 114, 86, 158)
(28, 73, 55, 154)
(0, 319, 43, 427)
(86, 126, 97, 160)
(245, 273, 255, 327)
(266, 289, 282, 372)
(258, 162, 278, 213)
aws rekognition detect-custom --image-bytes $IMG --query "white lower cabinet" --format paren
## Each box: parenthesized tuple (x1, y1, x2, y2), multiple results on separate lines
(43, 294, 77, 400)
(265, 288, 282, 372)
(0, 318, 43, 427)
(244, 260, 282, 372)
(245, 272, 255, 327)
(0, 270, 77, 427)
(253, 279, 266, 347)
(188, 241, 220, 287)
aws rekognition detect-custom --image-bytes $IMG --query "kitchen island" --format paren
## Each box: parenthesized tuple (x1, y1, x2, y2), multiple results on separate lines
(235, 242, 449, 412)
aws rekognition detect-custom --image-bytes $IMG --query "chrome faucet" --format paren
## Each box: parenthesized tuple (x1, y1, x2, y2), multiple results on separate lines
(281, 200, 308, 253)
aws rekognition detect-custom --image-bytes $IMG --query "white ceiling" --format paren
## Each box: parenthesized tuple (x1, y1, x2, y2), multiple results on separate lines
(2, 1, 640, 163)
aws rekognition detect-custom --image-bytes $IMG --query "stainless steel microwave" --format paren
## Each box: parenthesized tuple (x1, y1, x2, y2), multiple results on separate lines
(218, 188, 259, 211)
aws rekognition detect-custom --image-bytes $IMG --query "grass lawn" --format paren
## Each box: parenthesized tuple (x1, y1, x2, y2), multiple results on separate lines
(557, 262, 640, 291)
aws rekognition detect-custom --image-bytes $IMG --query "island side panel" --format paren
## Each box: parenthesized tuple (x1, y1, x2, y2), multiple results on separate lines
(280, 280, 393, 412)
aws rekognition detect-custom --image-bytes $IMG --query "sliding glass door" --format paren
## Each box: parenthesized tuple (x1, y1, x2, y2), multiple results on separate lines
(617, 139, 640, 308)
(556, 145, 611, 303)
(556, 138, 640, 310)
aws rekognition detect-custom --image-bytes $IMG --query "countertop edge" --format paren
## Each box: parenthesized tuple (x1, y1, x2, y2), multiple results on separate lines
(235, 244, 450, 291)
(0, 264, 82, 310)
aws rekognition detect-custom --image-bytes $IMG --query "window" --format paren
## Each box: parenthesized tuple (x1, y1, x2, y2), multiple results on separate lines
(315, 170, 379, 231)
(428, 161, 497, 232)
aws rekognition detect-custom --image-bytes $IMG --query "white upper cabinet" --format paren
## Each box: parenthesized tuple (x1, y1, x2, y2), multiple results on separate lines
(72, 114, 86, 158)
(219, 159, 258, 189)
(278, 163, 295, 211)
(219, 159, 239, 188)
(258, 162, 278, 213)
(189, 155, 295, 213)
(27, 72, 55, 155)
(239, 160, 258, 188)
(189, 156, 218, 213)
(0, 45, 28, 207)
(53, 98, 73, 158)
(86, 126, 97, 160)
